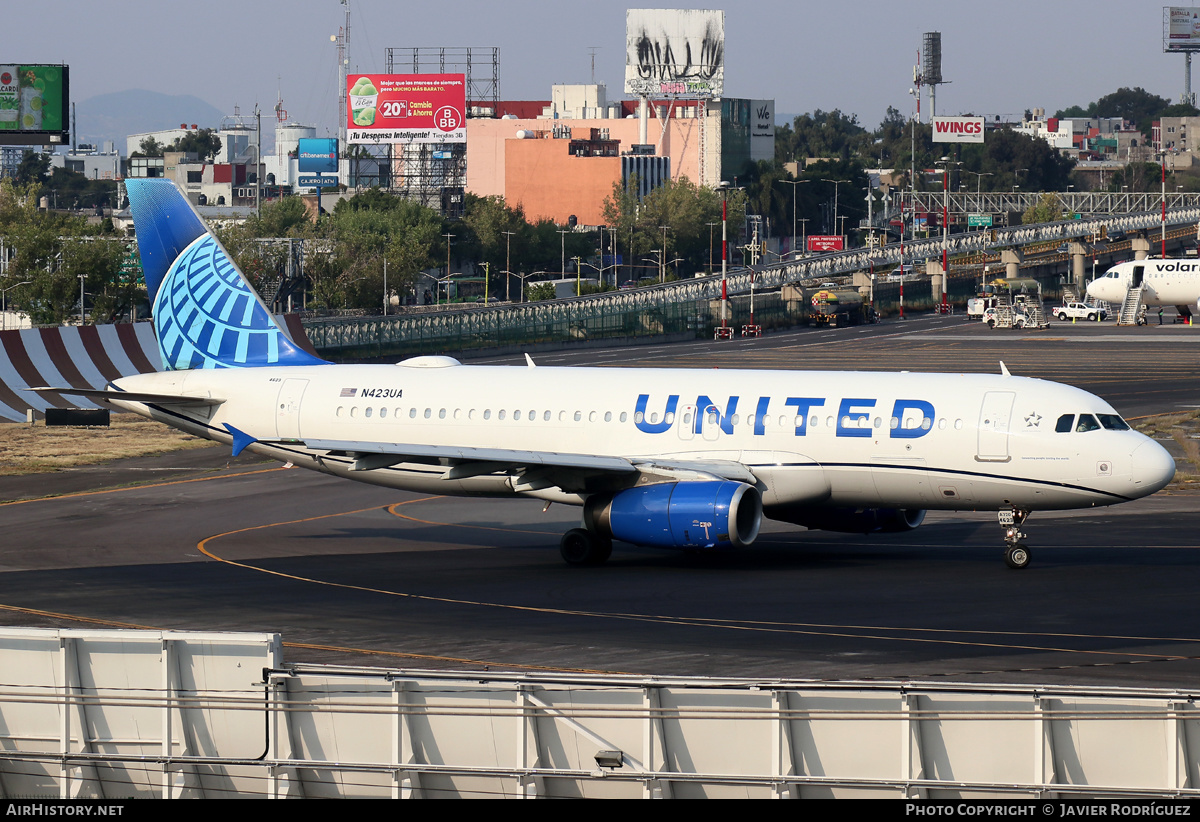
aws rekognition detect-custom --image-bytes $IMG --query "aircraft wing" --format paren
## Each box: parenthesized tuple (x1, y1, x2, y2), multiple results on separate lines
(26, 387, 226, 407)
(302, 438, 757, 487)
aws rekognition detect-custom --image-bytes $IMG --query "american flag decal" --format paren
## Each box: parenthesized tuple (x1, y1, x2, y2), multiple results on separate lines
(340, 387, 357, 397)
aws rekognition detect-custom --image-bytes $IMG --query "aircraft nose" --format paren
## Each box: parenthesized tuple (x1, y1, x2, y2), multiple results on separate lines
(1130, 439, 1176, 496)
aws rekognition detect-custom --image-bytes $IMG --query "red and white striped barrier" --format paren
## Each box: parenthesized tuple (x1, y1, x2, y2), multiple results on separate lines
(0, 317, 317, 422)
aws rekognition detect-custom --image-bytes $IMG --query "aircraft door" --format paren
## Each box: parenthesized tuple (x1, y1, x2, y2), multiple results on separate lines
(699, 403, 722, 442)
(678, 404, 696, 441)
(976, 391, 1015, 462)
(276, 379, 309, 440)
(1132, 265, 1144, 288)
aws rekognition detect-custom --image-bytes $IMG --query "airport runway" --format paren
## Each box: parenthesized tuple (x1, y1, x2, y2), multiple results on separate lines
(2, 313, 1199, 688)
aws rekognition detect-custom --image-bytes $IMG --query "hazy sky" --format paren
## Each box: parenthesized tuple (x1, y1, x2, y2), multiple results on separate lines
(2, 1, 1190, 138)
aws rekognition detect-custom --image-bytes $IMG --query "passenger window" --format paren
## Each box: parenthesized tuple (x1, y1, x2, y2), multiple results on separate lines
(1076, 414, 1101, 432)
(620, 412, 628, 423)
(589, 411, 597, 422)
(365, 407, 373, 418)
(574, 411, 582, 421)
(498, 410, 506, 420)
(514, 410, 522, 421)
(483, 409, 491, 420)
(380, 408, 387, 419)
(543, 410, 551, 421)
(438, 408, 446, 419)
(604, 412, 612, 422)
(1056, 414, 1074, 433)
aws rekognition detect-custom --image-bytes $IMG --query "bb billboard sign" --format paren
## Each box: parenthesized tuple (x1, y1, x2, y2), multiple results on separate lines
(931, 116, 985, 144)
(346, 74, 466, 145)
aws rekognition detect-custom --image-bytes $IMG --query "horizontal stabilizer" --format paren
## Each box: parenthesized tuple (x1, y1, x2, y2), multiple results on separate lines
(26, 386, 225, 407)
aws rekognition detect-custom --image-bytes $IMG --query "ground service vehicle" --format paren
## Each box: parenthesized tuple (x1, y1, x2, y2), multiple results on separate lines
(809, 288, 866, 328)
(1054, 302, 1107, 322)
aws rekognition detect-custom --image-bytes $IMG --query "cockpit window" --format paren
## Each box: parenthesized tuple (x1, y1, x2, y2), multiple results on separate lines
(1097, 414, 1130, 431)
(1076, 414, 1101, 432)
(1055, 414, 1075, 433)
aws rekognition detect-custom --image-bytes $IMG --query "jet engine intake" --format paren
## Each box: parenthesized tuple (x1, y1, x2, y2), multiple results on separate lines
(586, 481, 762, 549)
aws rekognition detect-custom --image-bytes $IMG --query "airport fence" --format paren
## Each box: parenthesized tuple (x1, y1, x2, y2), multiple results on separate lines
(3, 628, 1200, 800)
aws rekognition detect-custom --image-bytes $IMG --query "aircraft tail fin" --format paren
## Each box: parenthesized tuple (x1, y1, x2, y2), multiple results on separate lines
(126, 179, 326, 371)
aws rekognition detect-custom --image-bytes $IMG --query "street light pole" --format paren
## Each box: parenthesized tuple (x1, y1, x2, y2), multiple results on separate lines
(776, 179, 808, 258)
(502, 230, 515, 302)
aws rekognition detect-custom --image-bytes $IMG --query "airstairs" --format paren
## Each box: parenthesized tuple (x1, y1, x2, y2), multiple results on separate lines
(1117, 286, 1145, 326)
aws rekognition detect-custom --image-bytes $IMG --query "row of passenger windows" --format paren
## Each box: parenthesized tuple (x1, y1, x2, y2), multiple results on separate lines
(333, 405, 967, 431)
(1055, 413, 1130, 433)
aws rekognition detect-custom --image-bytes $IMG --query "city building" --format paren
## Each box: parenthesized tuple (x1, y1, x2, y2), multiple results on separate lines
(465, 84, 774, 226)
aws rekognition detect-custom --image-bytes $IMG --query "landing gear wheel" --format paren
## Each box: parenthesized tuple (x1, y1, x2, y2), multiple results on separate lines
(1004, 543, 1031, 569)
(560, 528, 612, 566)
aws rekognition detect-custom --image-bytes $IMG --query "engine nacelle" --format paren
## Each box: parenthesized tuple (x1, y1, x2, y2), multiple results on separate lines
(586, 481, 762, 549)
(767, 506, 926, 534)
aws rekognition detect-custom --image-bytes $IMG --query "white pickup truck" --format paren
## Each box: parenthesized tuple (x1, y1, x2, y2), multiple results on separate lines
(1053, 302, 1107, 322)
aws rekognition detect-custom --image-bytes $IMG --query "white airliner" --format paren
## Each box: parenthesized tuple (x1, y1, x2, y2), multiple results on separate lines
(39, 180, 1177, 569)
(1086, 258, 1200, 319)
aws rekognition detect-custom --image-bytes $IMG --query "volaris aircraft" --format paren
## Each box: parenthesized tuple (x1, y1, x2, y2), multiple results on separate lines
(1086, 258, 1200, 321)
(41, 180, 1177, 568)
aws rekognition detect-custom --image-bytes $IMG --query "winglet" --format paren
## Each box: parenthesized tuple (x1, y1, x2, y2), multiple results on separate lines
(525, 354, 536, 368)
(1000, 361, 1011, 377)
(222, 423, 258, 457)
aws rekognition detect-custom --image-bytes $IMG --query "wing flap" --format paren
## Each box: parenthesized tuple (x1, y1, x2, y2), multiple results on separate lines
(303, 439, 639, 475)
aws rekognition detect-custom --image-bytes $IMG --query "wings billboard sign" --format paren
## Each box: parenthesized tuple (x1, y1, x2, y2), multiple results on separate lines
(346, 74, 466, 145)
(931, 116, 985, 144)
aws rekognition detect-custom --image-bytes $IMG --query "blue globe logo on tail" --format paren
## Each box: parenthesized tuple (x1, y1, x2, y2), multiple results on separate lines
(127, 179, 326, 370)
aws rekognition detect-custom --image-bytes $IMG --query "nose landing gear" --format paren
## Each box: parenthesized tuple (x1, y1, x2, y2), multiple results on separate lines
(999, 507, 1031, 569)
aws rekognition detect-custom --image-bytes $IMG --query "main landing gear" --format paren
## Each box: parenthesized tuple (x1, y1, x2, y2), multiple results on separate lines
(998, 506, 1031, 569)
(560, 528, 612, 566)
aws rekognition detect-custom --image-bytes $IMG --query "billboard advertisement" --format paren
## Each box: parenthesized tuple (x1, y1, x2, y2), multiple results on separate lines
(297, 137, 337, 173)
(346, 74, 465, 145)
(931, 116, 985, 143)
(1166, 7, 1200, 51)
(0, 64, 68, 145)
(808, 235, 845, 253)
(625, 9, 724, 97)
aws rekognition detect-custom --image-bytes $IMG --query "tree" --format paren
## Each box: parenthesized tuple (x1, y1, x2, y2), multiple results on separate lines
(14, 150, 49, 187)
(133, 136, 165, 158)
(1022, 193, 1065, 225)
(170, 129, 222, 162)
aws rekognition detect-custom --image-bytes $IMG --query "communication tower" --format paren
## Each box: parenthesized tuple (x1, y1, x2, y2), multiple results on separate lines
(917, 32, 949, 119)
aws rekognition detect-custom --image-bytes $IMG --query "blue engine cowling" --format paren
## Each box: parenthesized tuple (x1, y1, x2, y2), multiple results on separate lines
(766, 506, 926, 534)
(585, 481, 762, 549)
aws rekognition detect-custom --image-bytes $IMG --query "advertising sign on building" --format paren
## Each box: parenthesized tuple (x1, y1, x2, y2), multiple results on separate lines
(1166, 7, 1200, 50)
(625, 9, 724, 97)
(346, 74, 466, 145)
(808, 235, 845, 253)
(931, 116, 985, 143)
(0, 64, 68, 145)
(297, 138, 338, 173)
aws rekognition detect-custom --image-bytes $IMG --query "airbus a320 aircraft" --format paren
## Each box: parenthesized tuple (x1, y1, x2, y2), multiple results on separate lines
(1086, 258, 1200, 321)
(41, 180, 1176, 569)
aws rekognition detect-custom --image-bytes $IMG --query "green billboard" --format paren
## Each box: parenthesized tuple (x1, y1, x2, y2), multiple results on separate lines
(0, 64, 68, 145)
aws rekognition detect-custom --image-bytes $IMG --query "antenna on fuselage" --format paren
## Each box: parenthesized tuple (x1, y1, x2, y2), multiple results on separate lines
(999, 361, 1011, 377)
(525, 354, 537, 367)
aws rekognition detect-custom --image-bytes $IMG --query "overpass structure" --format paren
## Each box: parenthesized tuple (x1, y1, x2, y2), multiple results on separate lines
(305, 201, 1200, 356)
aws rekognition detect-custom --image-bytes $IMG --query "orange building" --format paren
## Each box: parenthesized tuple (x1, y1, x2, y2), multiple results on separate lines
(503, 127, 622, 226)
